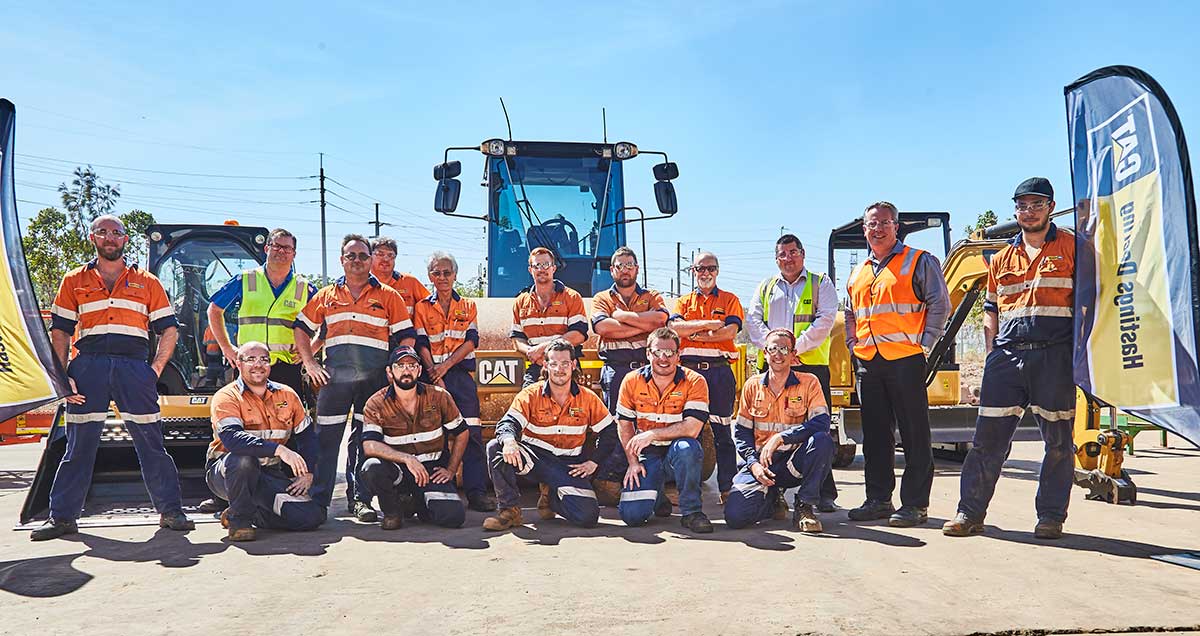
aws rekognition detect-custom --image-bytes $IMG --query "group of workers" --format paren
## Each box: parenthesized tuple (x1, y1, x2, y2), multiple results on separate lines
(31, 176, 1077, 544)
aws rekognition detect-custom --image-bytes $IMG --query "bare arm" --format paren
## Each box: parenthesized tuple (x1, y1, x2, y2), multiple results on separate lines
(442, 428, 469, 474)
(668, 318, 724, 337)
(364, 440, 419, 464)
(151, 326, 178, 377)
(687, 323, 738, 342)
(611, 309, 668, 330)
(50, 329, 71, 371)
(594, 318, 650, 339)
(646, 416, 705, 443)
(983, 310, 998, 354)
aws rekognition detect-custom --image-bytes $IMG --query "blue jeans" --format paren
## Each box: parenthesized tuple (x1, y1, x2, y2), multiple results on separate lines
(206, 454, 327, 531)
(724, 432, 835, 529)
(618, 437, 704, 525)
(486, 439, 600, 528)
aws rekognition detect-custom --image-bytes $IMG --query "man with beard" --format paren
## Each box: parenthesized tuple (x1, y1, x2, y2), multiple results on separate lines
(482, 339, 616, 531)
(203, 227, 318, 514)
(34, 215, 194, 540)
(371, 236, 430, 318)
(206, 342, 325, 541)
(413, 251, 493, 512)
(844, 201, 950, 528)
(510, 247, 588, 387)
(668, 251, 744, 505)
(294, 234, 415, 522)
(944, 178, 1076, 540)
(725, 329, 834, 533)
(616, 327, 713, 533)
(359, 346, 468, 530)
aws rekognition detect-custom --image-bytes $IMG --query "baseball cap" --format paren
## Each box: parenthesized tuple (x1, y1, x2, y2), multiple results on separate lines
(388, 345, 421, 365)
(1013, 177, 1053, 200)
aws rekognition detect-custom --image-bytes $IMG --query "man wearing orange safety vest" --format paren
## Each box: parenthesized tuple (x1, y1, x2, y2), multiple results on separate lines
(844, 201, 950, 528)
(371, 236, 430, 318)
(944, 178, 1075, 540)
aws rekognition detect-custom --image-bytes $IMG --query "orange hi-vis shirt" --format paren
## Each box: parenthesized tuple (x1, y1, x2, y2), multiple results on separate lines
(379, 270, 430, 318)
(510, 280, 588, 346)
(496, 380, 614, 457)
(847, 244, 928, 360)
(294, 275, 415, 369)
(984, 223, 1075, 347)
(361, 382, 465, 465)
(671, 286, 744, 361)
(50, 259, 177, 358)
(414, 290, 480, 371)
(736, 370, 829, 457)
(208, 378, 312, 464)
(592, 284, 669, 364)
(616, 366, 709, 447)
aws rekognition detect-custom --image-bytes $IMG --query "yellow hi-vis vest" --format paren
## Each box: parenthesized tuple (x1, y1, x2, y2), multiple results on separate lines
(237, 268, 309, 365)
(756, 271, 832, 367)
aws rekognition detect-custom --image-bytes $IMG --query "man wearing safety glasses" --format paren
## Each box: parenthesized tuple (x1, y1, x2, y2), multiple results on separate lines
(294, 234, 415, 522)
(370, 236, 430, 318)
(510, 247, 589, 387)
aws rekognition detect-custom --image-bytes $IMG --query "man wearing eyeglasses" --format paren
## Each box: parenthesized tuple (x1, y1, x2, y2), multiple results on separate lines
(726, 329, 834, 532)
(371, 236, 430, 318)
(359, 346, 469, 530)
(294, 234, 416, 522)
(747, 233, 840, 512)
(482, 339, 615, 531)
(845, 201, 950, 528)
(413, 251, 493, 512)
(206, 342, 326, 541)
(667, 251, 744, 503)
(944, 178, 1075, 540)
(34, 215, 194, 541)
(510, 247, 588, 387)
(616, 327, 713, 533)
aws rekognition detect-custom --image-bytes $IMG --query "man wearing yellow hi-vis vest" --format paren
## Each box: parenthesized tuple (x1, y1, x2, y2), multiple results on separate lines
(747, 234, 840, 511)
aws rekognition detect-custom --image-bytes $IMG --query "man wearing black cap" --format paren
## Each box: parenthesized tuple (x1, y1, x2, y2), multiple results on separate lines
(358, 346, 469, 530)
(944, 177, 1076, 540)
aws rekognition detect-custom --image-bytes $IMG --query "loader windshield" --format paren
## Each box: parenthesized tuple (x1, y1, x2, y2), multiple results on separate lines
(487, 154, 626, 296)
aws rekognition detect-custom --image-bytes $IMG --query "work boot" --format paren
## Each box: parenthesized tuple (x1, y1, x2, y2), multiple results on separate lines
(219, 509, 231, 529)
(847, 499, 895, 521)
(1034, 519, 1064, 540)
(197, 497, 228, 514)
(887, 506, 929, 528)
(381, 514, 404, 531)
(680, 512, 714, 534)
(159, 512, 196, 531)
(654, 496, 672, 518)
(30, 518, 78, 542)
(467, 491, 497, 512)
(482, 507, 523, 532)
(818, 498, 838, 513)
(592, 479, 622, 507)
(942, 512, 985, 537)
(227, 526, 256, 542)
(536, 484, 555, 520)
(353, 501, 378, 523)
(771, 491, 789, 520)
(793, 502, 823, 533)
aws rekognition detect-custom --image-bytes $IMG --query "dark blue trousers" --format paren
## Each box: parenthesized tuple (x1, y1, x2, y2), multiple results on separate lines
(486, 439, 600, 527)
(688, 362, 737, 493)
(359, 457, 466, 528)
(313, 366, 386, 510)
(724, 432, 835, 529)
(206, 454, 327, 530)
(442, 368, 487, 497)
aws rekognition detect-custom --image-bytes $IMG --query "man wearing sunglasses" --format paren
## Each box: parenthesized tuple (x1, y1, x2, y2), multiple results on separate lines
(510, 247, 588, 387)
(371, 236, 430, 318)
(668, 251, 744, 504)
(205, 342, 326, 541)
(483, 339, 615, 531)
(726, 329, 834, 532)
(294, 234, 416, 522)
(359, 346, 468, 530)
(747, 233, 840, 512)
(203, 227, 319, 515)
(413, 251, 494, 512)
(616, 327, 713, 533)
(944, 178, 1075, 540)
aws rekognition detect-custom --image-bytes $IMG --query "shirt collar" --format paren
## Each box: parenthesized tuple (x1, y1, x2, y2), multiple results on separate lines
(695, 286, 721, 297)
(637, 364, 684, 384)
(235, 377, 284, 394)
(608, 283, 648, 297)
(385, 380, 427, 400)
(428, 288, 461, 303)
(336, 274, 383, 288)
(526, 280, 566, 295)
(867, 240, 907, 264)
(760, 369, 802, 388)
(86, 257, 135, 271)
(1008, 222, 1060, 247)
(777, 269, 808, 286)
(539, 379, 581, 397)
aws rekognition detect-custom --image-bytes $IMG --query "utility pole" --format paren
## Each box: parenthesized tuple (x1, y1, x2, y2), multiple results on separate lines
(689, 249, 696, 290)
(675, 241, 682, 297)
(319, 152, 327, 280)
(370, 202, 390, 237)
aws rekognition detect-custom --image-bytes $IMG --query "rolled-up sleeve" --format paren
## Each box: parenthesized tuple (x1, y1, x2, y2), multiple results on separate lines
(913, 253, 951, 347)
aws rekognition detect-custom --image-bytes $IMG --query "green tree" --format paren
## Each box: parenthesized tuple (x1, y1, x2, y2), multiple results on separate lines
(454, 274, 485, 297)
(963, 209, 998, 237)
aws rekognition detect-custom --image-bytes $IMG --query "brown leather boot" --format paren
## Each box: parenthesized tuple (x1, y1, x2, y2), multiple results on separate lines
(227, 526, 256, 542)
(381, 514, 404, 531)
(771, 490, 789, 520)
(482, 507, 524, 531)
(537, 484, 555, 520)
(794, 502, 823, 533)
(942, 512, 984, 537)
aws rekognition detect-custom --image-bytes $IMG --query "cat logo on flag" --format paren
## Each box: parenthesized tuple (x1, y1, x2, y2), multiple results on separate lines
(476, 357, 522, 386)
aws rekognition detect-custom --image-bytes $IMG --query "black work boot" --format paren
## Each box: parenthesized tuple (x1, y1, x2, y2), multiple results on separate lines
(1034, 519, 1064, 540)
(654, 496, 672, 518)
(887, 505, 929, 528)
(680, 512, 714, 534)
(30, 518, 78, 542)
(160, 512, 196, 531)
(847, 499, 896, 521)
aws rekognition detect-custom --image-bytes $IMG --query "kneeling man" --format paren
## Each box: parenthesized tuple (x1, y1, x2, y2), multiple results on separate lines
(725, 329, 835, 532)
(484, 339, 616, 531)
(207, 342, 326, 541)
(359, 346, 468, 530)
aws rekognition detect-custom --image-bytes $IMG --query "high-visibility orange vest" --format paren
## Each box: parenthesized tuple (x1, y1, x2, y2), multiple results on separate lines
(848, 245, 928, 361)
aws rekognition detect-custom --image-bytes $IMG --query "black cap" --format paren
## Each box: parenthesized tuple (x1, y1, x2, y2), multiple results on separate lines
(388, 345, 421, 365)
(1013, 177, 1053, 200)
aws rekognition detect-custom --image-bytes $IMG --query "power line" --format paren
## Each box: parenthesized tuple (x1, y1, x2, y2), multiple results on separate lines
(16, 153, 314, 180)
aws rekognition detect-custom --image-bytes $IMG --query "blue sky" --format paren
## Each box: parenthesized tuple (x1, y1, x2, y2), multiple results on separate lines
(4, 1, 1200, 301)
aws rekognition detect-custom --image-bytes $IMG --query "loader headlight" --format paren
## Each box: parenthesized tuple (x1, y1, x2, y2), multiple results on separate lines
(481, 139, 507, 157)
(613, 142, 638, 160)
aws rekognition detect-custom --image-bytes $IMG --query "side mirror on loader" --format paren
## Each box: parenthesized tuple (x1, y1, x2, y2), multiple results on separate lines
(653, 161, 679, 216)
(434, 161, 462, 214)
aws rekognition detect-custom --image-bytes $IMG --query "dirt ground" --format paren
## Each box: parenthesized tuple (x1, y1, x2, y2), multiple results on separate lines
(1, 436, 1198, 636)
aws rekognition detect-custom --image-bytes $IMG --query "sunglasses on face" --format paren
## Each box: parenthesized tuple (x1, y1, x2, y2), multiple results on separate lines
(92, 229, 127, 239)
(429, 269, 454, 278)
(392, 362, 422, 372)
(612, 263, 637, 272)
(342, 252, 371, 261)
(691, 265, 718, 274)
(530, 262, 555, 271)
(647, 348, 678, 359)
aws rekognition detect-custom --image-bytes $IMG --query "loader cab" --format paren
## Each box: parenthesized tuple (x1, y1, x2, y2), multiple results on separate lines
(434, 139, 679, 297)
(146, 223, 269, 394)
